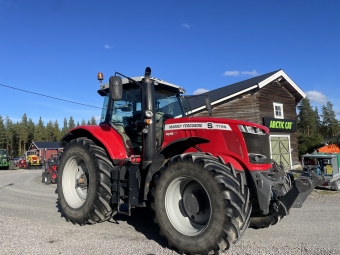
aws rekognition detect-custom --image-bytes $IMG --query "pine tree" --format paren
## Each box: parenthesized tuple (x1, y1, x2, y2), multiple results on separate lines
(46, 120, 54, 141)
(314, 106, 321, 133)
(61, 118, 68, 138)
(320, 102, 340, 142)
(34, 117, 46, 141)
(27, 118, 35, 149)
(297, 98, 323, 155)
(69, 116, 75, 129)
(81, 119, 86, 126)
(0, 115, 6, 148)
(5, 117, 14, 156)
(90, 116, 97, 125)
(19, 113, 29, 154)
(53, 120, 61, 141)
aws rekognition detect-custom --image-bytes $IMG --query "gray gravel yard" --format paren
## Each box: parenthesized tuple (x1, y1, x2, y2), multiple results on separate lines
(0, 169, 340, 255)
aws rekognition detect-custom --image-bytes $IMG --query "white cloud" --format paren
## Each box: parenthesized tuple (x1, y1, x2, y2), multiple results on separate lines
(193, 88, 209, 95)
(305, 91, 328, 104)
(181, 23, 191, 29)
(104, 44, 113, 49)
(241, 70, 259, 76)
(222, 70, 259, 77)
(222, 71, 240, 76)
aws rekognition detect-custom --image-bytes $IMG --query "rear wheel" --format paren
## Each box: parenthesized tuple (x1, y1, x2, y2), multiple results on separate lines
(57, 138, 115, 225)
(42, 172, 46, 183)
(152, 153, 251, 254)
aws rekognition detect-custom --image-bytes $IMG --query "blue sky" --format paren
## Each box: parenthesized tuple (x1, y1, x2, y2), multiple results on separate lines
(1, 0, 339, 127)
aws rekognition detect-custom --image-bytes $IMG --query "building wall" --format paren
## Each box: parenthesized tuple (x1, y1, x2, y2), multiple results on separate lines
(258, 81, 299, 163)
(193, 89, 261, 123)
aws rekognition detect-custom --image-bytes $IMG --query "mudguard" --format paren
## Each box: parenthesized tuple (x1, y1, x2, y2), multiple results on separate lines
(142, 137, 209, 200)
(60, 123, 128, 161)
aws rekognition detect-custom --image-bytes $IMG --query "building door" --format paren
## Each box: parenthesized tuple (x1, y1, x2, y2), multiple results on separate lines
(270, 135, 292, 169)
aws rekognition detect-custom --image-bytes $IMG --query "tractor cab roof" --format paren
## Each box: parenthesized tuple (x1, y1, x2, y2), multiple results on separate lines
(98, 76, 186, 96)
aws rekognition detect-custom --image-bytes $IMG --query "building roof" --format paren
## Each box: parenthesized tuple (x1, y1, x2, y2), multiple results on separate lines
(31, 142, 61, 150)
(186, 69, 306, 114)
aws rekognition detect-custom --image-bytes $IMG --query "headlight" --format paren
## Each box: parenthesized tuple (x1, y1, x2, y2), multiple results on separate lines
(238, 125, 266, 135)
(145, 110, 153, 118)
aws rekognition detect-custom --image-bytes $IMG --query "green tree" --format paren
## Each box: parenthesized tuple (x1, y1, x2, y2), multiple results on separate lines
(19, 113, 29, 155)
(27, 118, 35, 148)
(61, 118, 68, 138)
(0, 115, 6, 148)
(297, 98, 323, 156)
(68, 116, 75, 129)
(81, 119, 86, 126)
(34, 117, 46, 141)
(46, 120, 54, 141)
(90, 116, 97, 125)
(5, 117, 14, 156)
(53, 120, 61, 141)
(320, 102, 340, 141)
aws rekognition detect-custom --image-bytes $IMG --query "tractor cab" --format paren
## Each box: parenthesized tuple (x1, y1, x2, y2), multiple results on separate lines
(98, 76, 187, 156)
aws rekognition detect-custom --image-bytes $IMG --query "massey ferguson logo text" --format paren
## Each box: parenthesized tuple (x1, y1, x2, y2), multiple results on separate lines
(165, 122, 231, 131)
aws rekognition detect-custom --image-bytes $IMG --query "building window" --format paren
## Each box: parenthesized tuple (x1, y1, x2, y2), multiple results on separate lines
(273, 103, 284, 119)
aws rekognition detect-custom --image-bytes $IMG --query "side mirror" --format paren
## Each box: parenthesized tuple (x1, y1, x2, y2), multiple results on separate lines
(205, 97, 212, 116)
(109, 76, 123, 101)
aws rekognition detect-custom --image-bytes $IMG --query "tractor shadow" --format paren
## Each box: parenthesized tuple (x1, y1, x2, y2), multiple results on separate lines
(110, 205, 169, 249)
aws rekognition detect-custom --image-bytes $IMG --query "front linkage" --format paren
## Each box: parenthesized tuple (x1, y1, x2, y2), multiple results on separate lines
(250, 166, 325, 228)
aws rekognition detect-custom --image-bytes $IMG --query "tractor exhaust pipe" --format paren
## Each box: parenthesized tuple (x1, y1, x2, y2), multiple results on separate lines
(141, 67, 156, 168)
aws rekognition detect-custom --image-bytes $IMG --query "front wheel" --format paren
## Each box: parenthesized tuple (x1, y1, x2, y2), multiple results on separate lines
(45, 173, 52, 185)
(57, 138, 115, 225)
(152, 153, 251, 254)
(334, 179, 340, 191)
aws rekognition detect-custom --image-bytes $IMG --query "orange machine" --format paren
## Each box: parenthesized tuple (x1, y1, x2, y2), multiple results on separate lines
(317, 134, 340, 153)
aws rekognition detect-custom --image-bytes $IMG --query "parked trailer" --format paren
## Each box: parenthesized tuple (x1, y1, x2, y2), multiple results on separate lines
(302, 153, 340, 191)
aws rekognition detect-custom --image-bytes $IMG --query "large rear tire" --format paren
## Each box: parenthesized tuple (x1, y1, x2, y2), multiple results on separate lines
(152, 153, 251, 255)
(57, 138, 115, 225)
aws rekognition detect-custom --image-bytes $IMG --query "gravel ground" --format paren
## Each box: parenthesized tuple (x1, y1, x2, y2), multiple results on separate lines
(0, 169, 340, 255)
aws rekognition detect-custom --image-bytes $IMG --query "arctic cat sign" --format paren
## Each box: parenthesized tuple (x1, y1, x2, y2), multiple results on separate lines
(263, 117, 297, 133)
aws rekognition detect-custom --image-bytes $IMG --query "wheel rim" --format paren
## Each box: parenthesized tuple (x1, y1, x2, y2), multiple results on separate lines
(165, 176, 211, 236)
(336, 179, 340, 190)
(62, 156, 89, 209)
(44, 175, 47, 182)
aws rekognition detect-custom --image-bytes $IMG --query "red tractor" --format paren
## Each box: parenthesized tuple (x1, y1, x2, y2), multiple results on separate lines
(42, 153, 60, 185)
(57, 68, 323, 254)
(16, 156, 27, 169)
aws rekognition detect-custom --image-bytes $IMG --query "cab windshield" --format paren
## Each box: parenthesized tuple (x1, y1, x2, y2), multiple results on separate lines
(100, 88, 185, 125)
(27, 151, 37, 156)
(0, 150, 6, 156)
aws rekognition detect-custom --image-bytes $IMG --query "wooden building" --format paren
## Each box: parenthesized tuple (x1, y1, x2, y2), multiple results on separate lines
(187, 69, 305, 169)
(28, 142, 62, 161)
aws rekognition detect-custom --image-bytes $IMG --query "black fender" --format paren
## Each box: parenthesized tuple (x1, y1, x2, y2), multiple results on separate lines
(142, 137, 209, 200)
